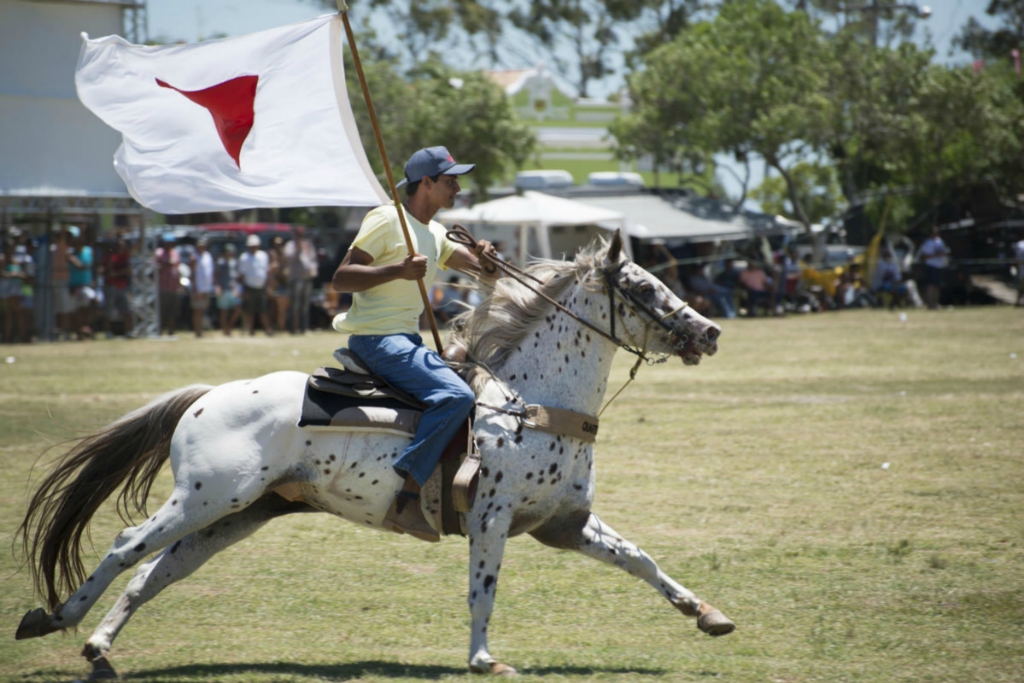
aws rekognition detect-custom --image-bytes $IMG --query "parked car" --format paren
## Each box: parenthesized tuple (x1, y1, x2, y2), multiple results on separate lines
(514, 170, 575, 191)
(587, 171, 644, 188)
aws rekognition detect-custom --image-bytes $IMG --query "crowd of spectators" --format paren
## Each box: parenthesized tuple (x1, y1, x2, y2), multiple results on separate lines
(1, 225, 1021, 344)
(640, 233, 957, 321)
(0, 224, 337, 343)
(157, 227, 325, 338)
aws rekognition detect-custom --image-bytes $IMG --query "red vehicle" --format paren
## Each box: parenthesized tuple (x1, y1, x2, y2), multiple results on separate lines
(191, 223, 295, 255)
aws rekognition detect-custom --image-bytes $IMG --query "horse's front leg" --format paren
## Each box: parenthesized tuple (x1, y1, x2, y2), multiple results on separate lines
(530, 512, 735, 636)
(467, 506, 517, 676)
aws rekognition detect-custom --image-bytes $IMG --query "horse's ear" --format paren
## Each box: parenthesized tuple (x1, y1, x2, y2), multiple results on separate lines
(606, 230, 624, 263)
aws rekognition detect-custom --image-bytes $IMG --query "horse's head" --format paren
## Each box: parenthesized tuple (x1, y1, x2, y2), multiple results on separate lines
(598, 232, 721, 366)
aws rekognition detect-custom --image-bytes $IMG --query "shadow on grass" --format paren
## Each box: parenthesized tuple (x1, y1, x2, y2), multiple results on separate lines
(114, 659, 668, 680)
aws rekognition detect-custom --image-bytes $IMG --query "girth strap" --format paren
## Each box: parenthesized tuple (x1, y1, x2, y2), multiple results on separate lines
(477, 401, 599, 444)
(524, 404, 599, 443)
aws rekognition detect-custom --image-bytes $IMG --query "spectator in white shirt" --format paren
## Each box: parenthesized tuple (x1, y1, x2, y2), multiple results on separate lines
(238, 234, 272, 335)
(917, 227, 950, 310)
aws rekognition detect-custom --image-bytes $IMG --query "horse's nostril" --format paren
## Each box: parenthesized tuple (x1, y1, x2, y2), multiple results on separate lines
(705, 325, 721, 343)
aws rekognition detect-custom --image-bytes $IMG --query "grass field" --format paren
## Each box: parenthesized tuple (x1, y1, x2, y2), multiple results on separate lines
(2, 308, 1022, 682)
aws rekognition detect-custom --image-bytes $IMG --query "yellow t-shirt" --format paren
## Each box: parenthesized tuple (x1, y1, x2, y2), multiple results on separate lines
(799, 264, 841, 298)
(332, 204, 459, 336)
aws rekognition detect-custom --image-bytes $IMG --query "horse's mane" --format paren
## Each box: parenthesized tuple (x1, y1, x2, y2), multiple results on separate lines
(451, 240, 608, 374)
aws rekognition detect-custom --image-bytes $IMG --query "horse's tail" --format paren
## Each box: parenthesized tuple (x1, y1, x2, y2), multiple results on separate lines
(18, 384, 213, 612)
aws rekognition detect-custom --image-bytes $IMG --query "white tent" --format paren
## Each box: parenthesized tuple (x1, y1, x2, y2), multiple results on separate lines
(439, 190, 628, 264)
(573, 193, 795, 244)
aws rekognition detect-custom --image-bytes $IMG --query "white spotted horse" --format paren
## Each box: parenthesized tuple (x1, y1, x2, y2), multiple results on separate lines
(16, 232, 734, 679)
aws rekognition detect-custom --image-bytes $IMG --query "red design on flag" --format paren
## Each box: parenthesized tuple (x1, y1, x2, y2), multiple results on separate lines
(156, 75, 258, 168)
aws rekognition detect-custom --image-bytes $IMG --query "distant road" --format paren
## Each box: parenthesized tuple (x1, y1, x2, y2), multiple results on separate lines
(536, 127, 610, 148)
(541, 151, 615, 160)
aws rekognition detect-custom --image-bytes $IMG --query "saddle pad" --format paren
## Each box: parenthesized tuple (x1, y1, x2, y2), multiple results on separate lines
(299, 374, 422, 435)
(308, 366, 425, 409)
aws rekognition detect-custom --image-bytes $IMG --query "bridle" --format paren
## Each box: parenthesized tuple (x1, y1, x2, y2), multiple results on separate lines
(601, 258, 691, 363)
(446, 225, 693, 401)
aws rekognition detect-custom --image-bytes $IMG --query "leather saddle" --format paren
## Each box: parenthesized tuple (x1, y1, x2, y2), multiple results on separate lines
(298, 348, 476, 535)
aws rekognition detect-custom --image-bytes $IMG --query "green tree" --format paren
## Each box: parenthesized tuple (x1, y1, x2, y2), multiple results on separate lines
(799, 0, 929, 48)
(954, 0, 1024, 63)
(314, 0, 504, 64)
(613, 0, 831, 228)
(902, 62, 1024, 206)
(507, 0, 643, 98)
(822, 34, 935, 204)
(319, 0, 707, 100)
(627, 0, 703, 60)
(751, 161, 846, 224)
(344, 51, 535, 198)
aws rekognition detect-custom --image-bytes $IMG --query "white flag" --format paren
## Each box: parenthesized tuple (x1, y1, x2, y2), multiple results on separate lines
(76, 14, 389, 213)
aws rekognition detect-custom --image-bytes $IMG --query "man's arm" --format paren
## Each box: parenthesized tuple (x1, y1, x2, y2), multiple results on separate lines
(332, 246, 427, 293)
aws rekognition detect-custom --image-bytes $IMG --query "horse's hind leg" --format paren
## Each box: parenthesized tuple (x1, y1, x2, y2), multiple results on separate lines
(19, 483, 257, 639)
(81, 494, 312, 680)
(530, 512, 735, 636)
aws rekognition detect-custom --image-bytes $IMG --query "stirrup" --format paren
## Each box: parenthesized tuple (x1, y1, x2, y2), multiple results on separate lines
(394, 490, 418, 514)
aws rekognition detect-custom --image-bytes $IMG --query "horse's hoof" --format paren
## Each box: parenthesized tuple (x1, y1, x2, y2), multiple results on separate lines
(697, 609, 736, 637)
(15, 607, 61, 640)
(488, 662, 518, 676)
(470, 661, 518, 676)
(88, 655, 118, 680)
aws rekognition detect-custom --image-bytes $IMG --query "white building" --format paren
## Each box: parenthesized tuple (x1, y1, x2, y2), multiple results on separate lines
(0, 0, 145, 223)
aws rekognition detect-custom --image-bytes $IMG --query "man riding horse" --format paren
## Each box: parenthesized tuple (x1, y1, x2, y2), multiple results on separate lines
(331, 146, 497, 542)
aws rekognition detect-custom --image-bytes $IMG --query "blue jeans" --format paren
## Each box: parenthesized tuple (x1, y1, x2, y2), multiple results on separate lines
(710, 285, 736, 319)
(347, 333, 475, 486)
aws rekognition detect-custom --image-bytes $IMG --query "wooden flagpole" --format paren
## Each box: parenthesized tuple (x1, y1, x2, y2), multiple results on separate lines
(336, 1, 445, 353)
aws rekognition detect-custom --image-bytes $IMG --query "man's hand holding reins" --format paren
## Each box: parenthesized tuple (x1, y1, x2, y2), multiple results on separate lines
(473, 239, 499, 276)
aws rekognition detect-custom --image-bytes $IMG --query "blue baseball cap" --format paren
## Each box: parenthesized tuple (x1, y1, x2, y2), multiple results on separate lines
(396, 146, 475, 188)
